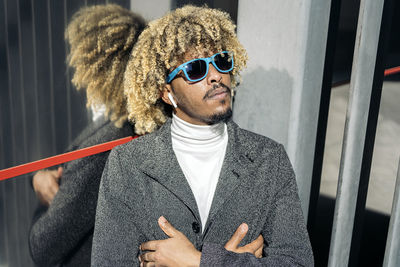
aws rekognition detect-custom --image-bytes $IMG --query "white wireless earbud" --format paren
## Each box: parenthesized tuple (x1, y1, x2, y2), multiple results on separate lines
(168, 92, 178, 108)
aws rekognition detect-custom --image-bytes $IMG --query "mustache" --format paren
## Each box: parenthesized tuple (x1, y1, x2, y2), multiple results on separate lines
(203, 83, 231, 100)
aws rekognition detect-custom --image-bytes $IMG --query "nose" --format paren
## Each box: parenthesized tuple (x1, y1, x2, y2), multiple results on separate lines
(206, 64, 222, 84)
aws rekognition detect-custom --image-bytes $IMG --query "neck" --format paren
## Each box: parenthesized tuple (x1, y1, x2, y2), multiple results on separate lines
(173, 110, 209, 126)
(171, 114, 225, 144)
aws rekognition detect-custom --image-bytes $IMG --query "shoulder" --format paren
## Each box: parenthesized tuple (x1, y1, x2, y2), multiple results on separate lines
(78, 119, 134, 149)
(108, 126, 161, 167)
(229, 120, 284, 159)
(63, 120, 134, 171)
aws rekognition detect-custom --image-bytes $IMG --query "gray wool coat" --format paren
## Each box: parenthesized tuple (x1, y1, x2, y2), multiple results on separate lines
(29, 118, 134, 266)
(91, 118, 314, 266)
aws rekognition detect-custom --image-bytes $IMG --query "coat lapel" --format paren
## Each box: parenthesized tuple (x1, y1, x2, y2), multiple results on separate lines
(204, 120, 250, 230)
(138, 119, 201, 222)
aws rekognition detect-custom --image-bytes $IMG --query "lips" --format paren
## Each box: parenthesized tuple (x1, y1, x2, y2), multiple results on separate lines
(208, 88, 229, 98)
(204, 84, 230, 100)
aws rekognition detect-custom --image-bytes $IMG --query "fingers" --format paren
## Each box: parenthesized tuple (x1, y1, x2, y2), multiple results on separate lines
(254, 234, 264, 249)
(224, 223, 248, 250)
(244, 234, 264, 252)
(140, 240, 159, 252)
(140, 262, 155, 267)
(255, 244, 263, 258)
(47, 183, 60, 203)
(33, 170, 60, 206)
(158, 216, 179, 238)
(139, 252, 157, 267)
(139, 251, 156, 262)
(254, 235, 264, 258)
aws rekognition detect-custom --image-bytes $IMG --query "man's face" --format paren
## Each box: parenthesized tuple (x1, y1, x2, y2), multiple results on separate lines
(164, 50, 232, 125)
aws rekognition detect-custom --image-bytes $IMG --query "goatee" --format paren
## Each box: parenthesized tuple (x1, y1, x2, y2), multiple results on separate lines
(207, 107, 232, 125)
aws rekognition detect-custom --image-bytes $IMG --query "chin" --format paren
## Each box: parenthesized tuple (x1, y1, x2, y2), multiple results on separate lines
(207, 107, 232, 125)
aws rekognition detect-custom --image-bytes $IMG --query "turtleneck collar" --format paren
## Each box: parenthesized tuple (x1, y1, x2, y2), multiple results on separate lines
(171, 113, 226, 147)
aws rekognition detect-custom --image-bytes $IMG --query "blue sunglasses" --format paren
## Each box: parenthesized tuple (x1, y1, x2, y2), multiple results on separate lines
(166, 51, 234, 83)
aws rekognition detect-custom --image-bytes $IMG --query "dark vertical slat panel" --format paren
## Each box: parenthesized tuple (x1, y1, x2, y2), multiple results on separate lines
(15, 0, 31, 264)
(0, 0, 9, 263)
(64, 0, 72, 145)
(348, 0, 395, 265)
(1, 0, 92, 266)
(16, 0, 27, 161)
(0, 184, 9, 265)
(33, 0, 54, 158)
(18, 0, 38, 264)
(20, 0, 39, 161)
(49, 0, 69, 153)
(91, 0, 107, 5)
(4, 0, 23, 265)
(0, 0, 8, 167)
(46, 0, 57, 155)
(28, 0, 41, 233)
(4, 0, 17, 168)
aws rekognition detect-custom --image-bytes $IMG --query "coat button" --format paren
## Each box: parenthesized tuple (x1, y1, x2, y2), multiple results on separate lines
(192, 222, 201, 233)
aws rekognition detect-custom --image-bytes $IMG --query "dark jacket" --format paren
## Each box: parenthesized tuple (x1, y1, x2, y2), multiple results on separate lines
(91, 118, 314, 266)
(29, 117, 134, 266)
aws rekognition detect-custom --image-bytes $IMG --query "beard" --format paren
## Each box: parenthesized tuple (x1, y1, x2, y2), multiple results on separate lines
(206, 106, 232, 124)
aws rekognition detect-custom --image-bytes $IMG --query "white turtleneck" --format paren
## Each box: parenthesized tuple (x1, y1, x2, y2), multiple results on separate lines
(171, 114, 228, 231)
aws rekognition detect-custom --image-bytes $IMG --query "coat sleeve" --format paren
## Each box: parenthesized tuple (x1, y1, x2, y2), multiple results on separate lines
(29, 151, 108, 266)
(200, 144, 314, 266)
(91, 149, 145, 266)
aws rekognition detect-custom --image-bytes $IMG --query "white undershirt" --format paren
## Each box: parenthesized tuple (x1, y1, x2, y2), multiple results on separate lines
(171, 114, 228, 231)
(91, 104, 106, 122)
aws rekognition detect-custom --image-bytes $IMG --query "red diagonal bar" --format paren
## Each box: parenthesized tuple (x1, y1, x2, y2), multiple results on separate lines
(0, 136, 138, 181)
(384, 66, 400, 76)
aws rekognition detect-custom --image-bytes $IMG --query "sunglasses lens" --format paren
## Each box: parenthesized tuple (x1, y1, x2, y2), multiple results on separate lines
(214, 52, 233, 71)
(185, 60, 207, 81)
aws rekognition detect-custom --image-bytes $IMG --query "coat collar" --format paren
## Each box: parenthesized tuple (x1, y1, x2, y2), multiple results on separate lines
(139, 119, 201, 221)
(138, 118, 253, 229)
(205, 119, 251, 230)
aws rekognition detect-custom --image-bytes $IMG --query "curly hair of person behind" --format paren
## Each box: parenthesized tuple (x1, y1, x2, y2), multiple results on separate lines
(124, 5, 248, 135)
(65, 4, 146, 128)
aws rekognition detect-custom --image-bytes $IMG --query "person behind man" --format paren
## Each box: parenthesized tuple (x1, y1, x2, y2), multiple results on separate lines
(92, 5, 313, 266)
(29, 5, 146, 266)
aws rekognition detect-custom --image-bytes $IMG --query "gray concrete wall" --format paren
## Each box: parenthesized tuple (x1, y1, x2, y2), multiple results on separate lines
(130, 0, 172, 21)
(234, 0, 331, 218)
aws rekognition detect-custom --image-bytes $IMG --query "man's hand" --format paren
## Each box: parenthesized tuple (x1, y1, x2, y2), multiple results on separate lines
(32, 167, 63, 206)
(225, 223, 264, 258)
(139, 216, 201, 267)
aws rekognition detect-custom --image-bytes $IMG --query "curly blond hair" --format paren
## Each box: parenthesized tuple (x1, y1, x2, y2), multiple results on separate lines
(124, 5, 247, 134)
(65, 4, 146, 127)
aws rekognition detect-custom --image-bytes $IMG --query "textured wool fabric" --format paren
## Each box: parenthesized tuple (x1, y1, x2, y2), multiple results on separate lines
(29, 117, 134, 267)
(91, 118, 314, 266)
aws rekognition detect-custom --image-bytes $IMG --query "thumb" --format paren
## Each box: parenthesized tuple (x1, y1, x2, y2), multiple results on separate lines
(158, 216, 179, 238)
(56, 167, 63, 179)
(225, 223, 248, 250)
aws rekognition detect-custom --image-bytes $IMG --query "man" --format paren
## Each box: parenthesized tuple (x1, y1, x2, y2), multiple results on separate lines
(92, 5, 313, 266)
(29, 5, 145, 266)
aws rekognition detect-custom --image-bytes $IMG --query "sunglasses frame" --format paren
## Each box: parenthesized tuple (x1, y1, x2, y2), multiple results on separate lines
(166, 51, 234, 83)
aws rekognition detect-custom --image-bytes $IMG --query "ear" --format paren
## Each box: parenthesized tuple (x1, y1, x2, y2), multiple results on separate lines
(161, 84, 173, 105)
